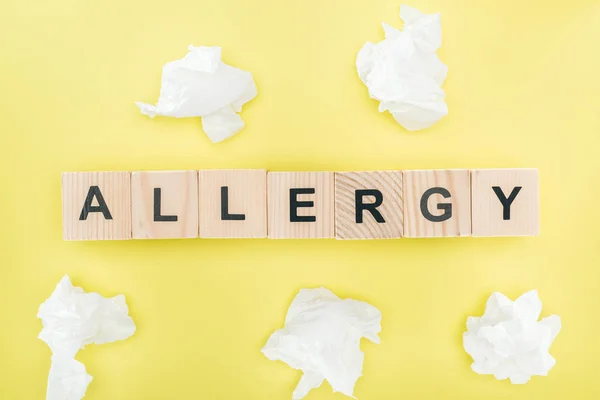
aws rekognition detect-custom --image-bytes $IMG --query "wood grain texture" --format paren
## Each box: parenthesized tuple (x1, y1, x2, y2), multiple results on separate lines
(268, 172, 334, 239)
(335, 171, 403, 239)
(403, 170, 471, 238)
(62, 172, 131, 240)
(131, 170, 198, 239)
(199, 170, 267, 238)
(471, 169, 539, 237)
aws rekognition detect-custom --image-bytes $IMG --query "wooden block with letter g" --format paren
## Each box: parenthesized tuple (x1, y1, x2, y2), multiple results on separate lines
(471, 168, 539, 237)
(62, 172, 131, 240)
(268, 172, 335, 239)
(131, 170, 198, 239)
(199, 169, 267, 238)
(335, 171, 403, 239)
(403, 169, 471, 238)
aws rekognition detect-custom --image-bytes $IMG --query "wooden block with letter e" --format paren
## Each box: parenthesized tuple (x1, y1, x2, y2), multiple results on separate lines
(471, 168, 539, 237)
(403, 169, 471, 238)
(131, 170, 198, 239)
(335, 171, 403, 239)
(268, 172, 335, 239)
(199, 169, 267, 238)
(62, 172, 131, 240)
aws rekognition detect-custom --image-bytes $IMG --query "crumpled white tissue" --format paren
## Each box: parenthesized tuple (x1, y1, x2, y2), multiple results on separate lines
(262, 288, 381, 399)
(356, 5, 448, 131)
(463, 290, 561, 384)
(38, 275, 136, 400)
(136, 45, 257, 143)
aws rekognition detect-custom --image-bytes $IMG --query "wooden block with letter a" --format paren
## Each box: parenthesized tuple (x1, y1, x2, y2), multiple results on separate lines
(131, 170, 198, 239)
(335, 171, 403, 239)
(62, 172, 131, 240)
(471, 168, 539, 237)
(403, 169, 471, 238)
(199, 170, 267, 238)
(268, 172, 335, 239)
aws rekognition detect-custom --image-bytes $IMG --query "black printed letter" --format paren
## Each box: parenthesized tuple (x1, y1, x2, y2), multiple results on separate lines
(355, 189, 385, 224)
(290, 188, 316, 222)
(492, 186, 522, 220)
(420, 187, 452, 222)
(221, 186, 245, 221)
(154, 188, 177, 222)
(79, 186, 112, 220)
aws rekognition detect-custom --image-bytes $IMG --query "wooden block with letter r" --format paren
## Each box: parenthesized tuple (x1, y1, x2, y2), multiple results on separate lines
(471, 168, 539, 237)
(335, 171, 403, 239)
(131, 170, 198, 239)
(403, 169, 471, 238)
(199, 169, 267, 238)
(62, 172, 131, 240)
(267, 172, 335, 239)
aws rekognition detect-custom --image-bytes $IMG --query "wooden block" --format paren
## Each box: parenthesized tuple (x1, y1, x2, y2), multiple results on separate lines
(62, 172, 131, 240)
(471, 169, 539, 237)
(403, 169, 471, 238)
(199, 170, 267, 238)
(268, 172, 334, 239)
(335, 171, 403, 239)
(131, 171, 198, 239)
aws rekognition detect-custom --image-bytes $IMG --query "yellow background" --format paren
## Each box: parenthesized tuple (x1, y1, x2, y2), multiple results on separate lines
(1, 0, 599, 398)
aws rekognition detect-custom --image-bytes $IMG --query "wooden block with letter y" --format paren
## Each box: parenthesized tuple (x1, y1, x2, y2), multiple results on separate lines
(268, 172, 335, 239)
(62, 172, 131, 240)
(199, 169, 267, 238)
(471, 168, 539, 237)
(131, 170, 198, 239)
(403, 169, 471, 238)
(335, 171, 403, 239)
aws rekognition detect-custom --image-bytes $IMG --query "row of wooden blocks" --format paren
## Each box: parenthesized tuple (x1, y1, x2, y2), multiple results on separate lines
(62, 169, 539, 240)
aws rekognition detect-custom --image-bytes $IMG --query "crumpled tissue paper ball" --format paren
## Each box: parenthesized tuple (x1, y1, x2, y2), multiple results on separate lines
(262, 287, 382, 399)
(356, 5, 448, 131)
(38, 275, 136, 400)
(463, 290, 561, 384)
(136, 45, 257, 143)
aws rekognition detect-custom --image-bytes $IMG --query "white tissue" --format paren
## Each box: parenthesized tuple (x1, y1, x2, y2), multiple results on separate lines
(262, 288, 382, 399)
(356, 5, 448, 131)
(136, 45, 257, 143)
(38, 275, 136, 400)
(463, 290, 561, 384)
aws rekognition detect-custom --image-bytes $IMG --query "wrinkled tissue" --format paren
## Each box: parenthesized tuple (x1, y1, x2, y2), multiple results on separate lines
(136, 45, 257, 143)
(463, 290, 561, 384)
(38, 275, 136, 400)
(262, 288, 381, 399)
(356, 5, 448, 131)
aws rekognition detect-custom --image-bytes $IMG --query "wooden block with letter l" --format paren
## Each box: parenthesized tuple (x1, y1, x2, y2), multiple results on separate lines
(199, 169, 267, 238)
(268, 172, 335, 239)
(471, 168, 539, 237)
(62, 172, 131, 240)
(131, 170, 198, 239)
(403, 169, 471, 238)
(335, 171, 403, 239)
